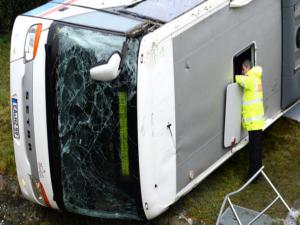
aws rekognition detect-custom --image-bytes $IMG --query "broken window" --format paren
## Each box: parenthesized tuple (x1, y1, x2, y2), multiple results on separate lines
(49, 23, 143, 220)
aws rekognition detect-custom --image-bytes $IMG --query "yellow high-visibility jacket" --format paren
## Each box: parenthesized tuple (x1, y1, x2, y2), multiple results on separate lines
(236, 66, 264, 131)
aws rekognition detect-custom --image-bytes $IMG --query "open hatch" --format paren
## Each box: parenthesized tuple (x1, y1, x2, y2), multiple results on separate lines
(224, 44, 256, 148)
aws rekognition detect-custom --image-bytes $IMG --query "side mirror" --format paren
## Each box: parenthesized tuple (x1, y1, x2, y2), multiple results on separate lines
(90, 53, 121, 81)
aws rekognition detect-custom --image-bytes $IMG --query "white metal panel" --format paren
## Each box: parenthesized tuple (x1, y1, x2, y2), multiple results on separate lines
(26, 1, 142, 21)
(137, 0, 230, 219)
(138, 35, 176, 219)
(230, 0, 255, 8)
(224, 83, 244, 148)
(32, 29, 58, 209)
(10, 59, 37, 202)
(10, 16, 52, 62)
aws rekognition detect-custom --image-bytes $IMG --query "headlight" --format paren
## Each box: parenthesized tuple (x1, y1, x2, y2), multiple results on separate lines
(24, 24, 42, 62)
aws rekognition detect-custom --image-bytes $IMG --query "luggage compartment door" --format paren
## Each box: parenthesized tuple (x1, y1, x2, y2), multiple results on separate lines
(224, 83, 244, 148)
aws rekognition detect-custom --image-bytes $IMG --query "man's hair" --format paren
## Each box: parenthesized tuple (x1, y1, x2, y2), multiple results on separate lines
(242, 59, 252, 69)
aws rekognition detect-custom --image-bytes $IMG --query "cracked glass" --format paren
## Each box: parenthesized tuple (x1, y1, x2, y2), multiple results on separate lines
(52, 24, 142, 220)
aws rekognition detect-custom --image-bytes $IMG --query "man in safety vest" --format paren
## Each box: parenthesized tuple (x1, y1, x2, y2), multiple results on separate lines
(235, 60, 264, 181)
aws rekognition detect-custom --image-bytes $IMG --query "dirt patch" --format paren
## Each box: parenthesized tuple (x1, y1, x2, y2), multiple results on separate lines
(0, 174, 199, 225)
(0, 174, 54, 225)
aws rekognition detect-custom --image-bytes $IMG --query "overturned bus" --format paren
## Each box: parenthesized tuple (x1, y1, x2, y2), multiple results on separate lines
(9, 0, 300, 220)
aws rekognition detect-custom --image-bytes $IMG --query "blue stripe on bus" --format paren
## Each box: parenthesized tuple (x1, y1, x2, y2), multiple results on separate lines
(23, 2, 59, 16)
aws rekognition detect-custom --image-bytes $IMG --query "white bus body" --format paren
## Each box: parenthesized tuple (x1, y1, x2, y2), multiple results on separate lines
(10, 0, 300, 220)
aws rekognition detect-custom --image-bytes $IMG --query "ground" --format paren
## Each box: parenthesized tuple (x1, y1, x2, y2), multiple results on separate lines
(0, 33, 14, 176)
(1, 34, 300, 225)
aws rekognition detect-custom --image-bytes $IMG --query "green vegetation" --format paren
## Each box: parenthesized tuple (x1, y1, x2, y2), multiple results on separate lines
(0, 34, 14, 175)
(0, 0, 48, 32)
(165, 118, 300, 224)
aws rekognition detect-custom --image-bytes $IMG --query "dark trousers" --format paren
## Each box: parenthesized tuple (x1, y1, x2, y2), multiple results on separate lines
(248, 130, 263, 176)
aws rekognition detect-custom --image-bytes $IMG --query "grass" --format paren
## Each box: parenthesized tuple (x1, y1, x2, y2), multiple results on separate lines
(0, 33, 14, 175)
(1, 33, 300, 224)
(163, 118, 300, 224)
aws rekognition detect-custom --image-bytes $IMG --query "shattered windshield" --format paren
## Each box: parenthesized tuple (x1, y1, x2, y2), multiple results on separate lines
(121, 0, 206, 22)
(51, 24, 142, 219)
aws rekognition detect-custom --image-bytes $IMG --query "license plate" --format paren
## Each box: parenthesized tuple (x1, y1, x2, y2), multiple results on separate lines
(12, 98, 20, 139)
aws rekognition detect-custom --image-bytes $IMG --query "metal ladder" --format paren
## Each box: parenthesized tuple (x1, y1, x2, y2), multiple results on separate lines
(216, 166, 292, 225)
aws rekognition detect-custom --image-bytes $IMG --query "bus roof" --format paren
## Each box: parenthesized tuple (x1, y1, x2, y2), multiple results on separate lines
(24, 0, 207, 24)
(24, 1, 144, 33)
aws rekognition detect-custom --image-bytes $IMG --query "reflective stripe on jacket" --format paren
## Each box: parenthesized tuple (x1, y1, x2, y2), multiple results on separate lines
(236, 66, 264, 131)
